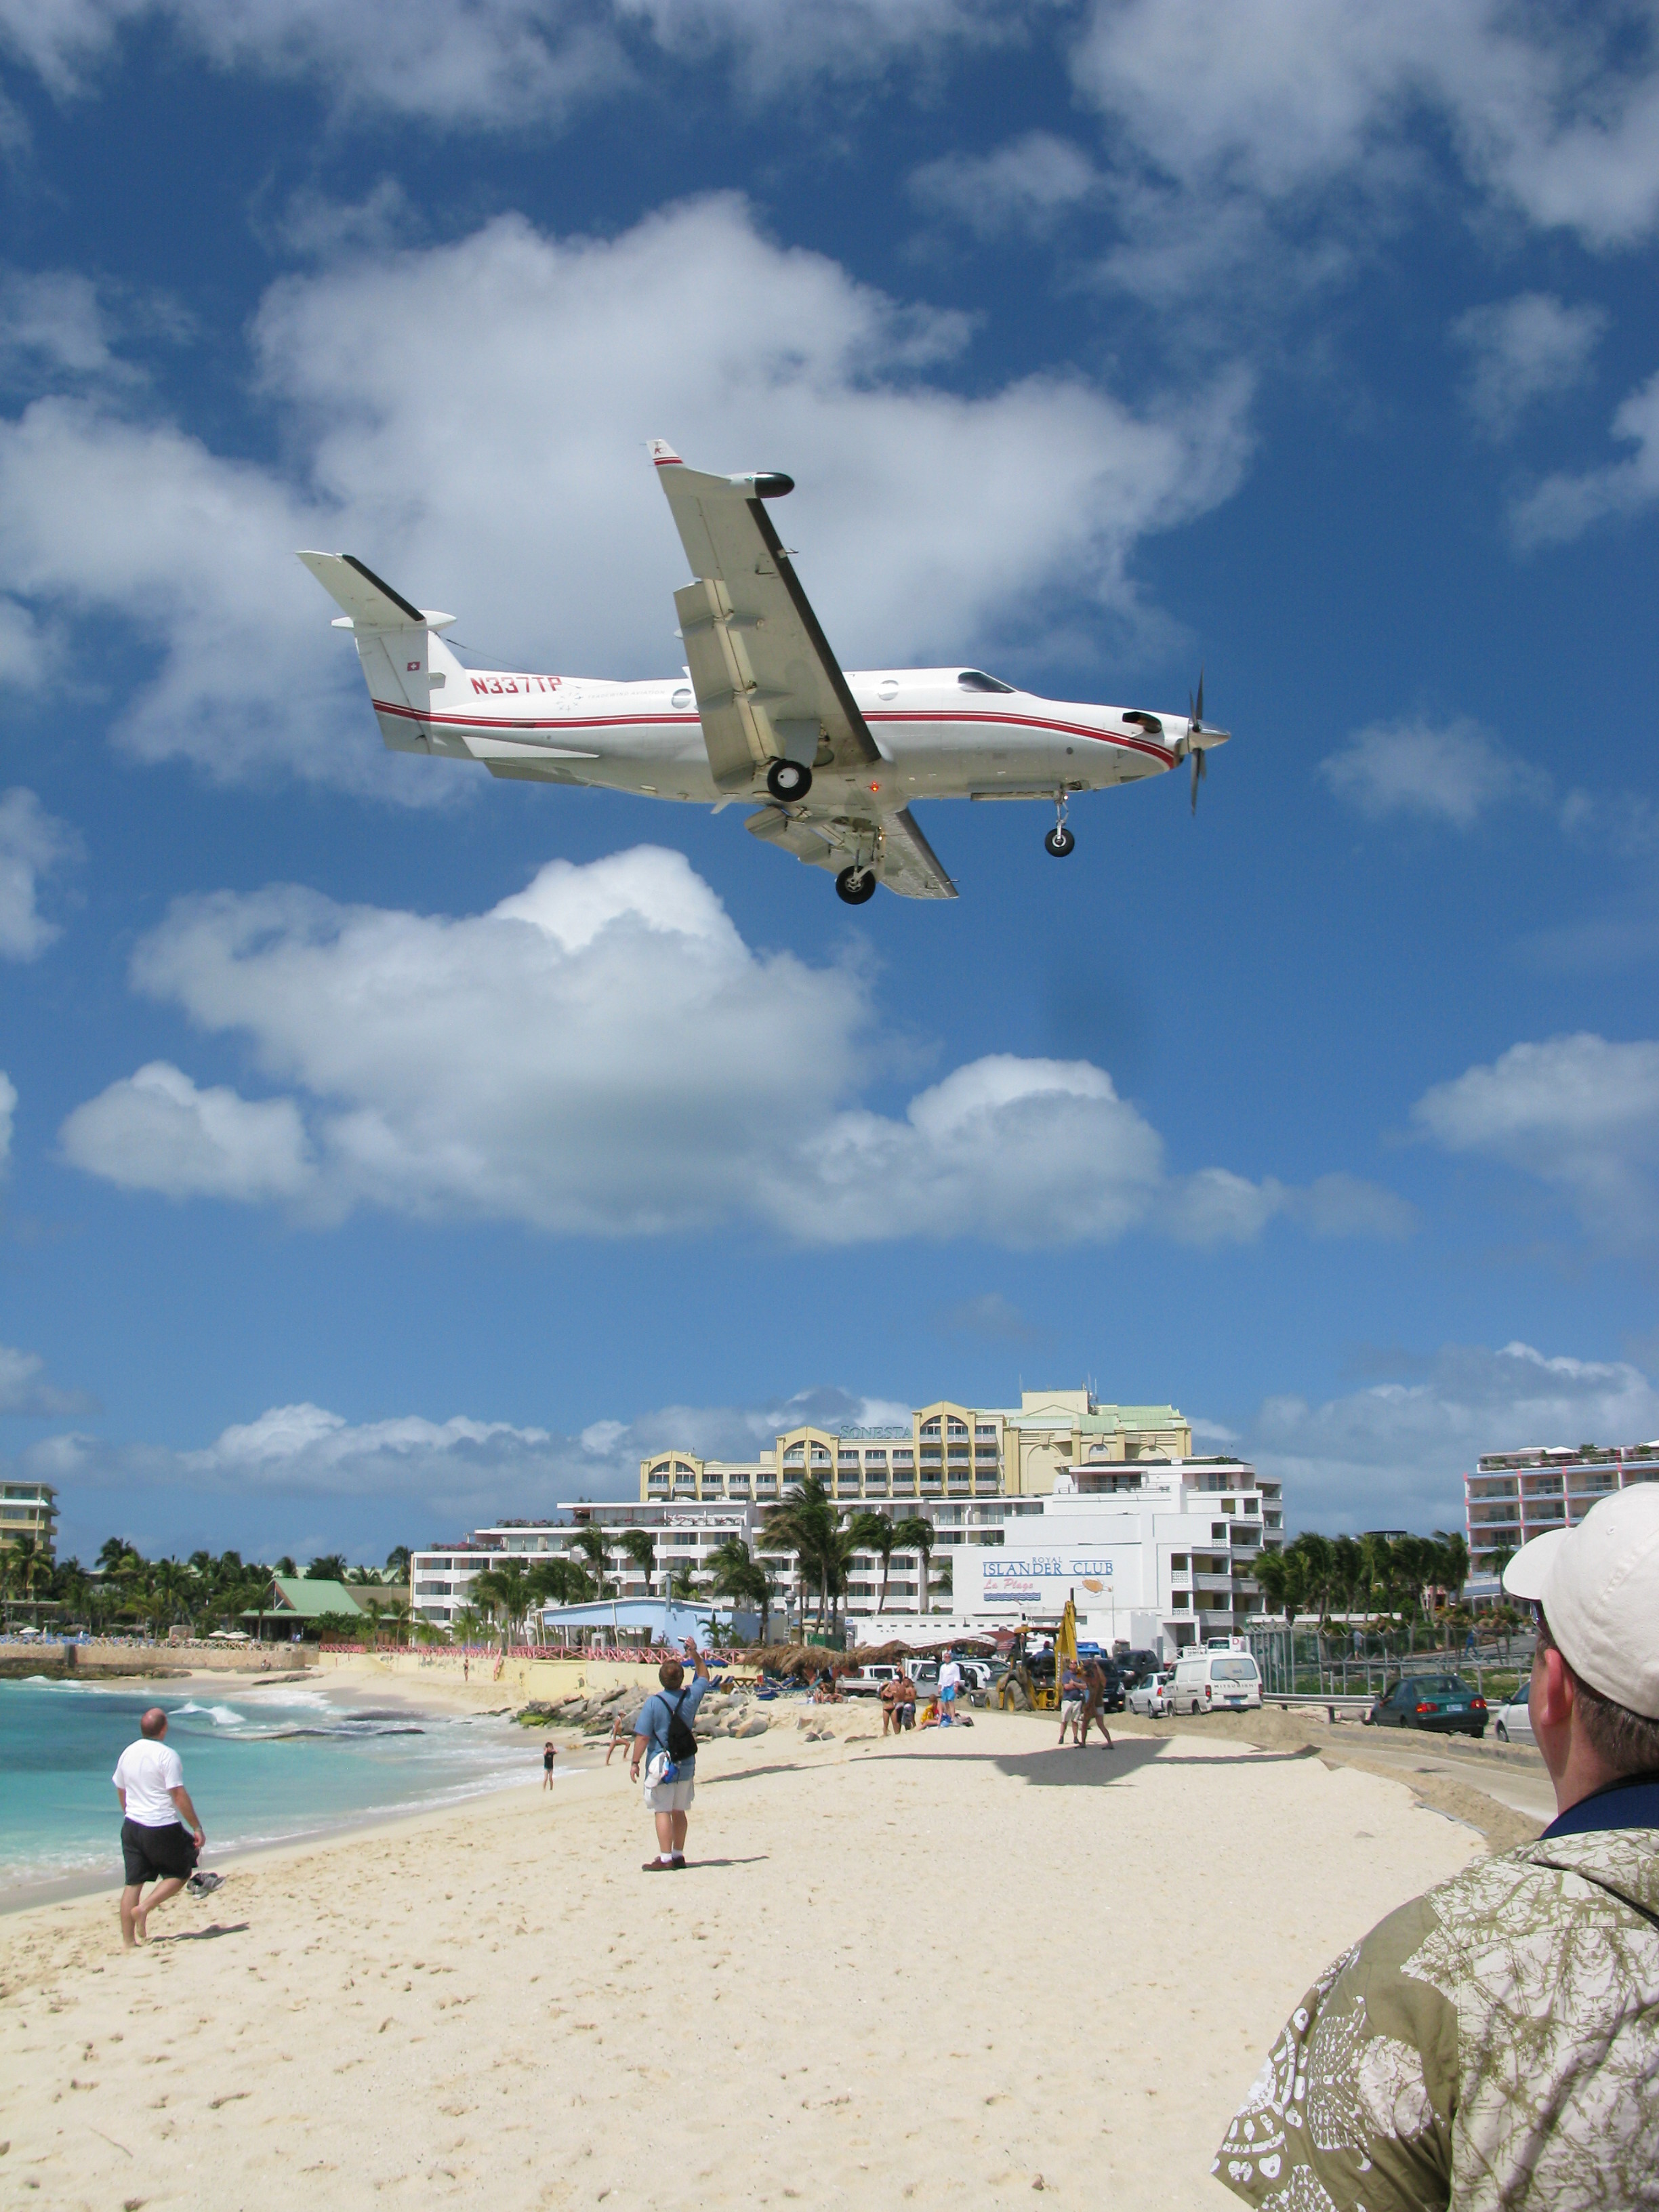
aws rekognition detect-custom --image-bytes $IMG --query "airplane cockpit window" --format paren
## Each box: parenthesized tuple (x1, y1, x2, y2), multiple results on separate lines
(957, 670, 1016, 693)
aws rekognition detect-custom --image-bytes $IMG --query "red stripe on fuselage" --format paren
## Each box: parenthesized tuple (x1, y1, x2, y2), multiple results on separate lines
(371, 699, 1175, 762)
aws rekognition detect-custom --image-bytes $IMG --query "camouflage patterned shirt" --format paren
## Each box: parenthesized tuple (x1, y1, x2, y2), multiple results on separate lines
(1214, 1828, 1659, 2212)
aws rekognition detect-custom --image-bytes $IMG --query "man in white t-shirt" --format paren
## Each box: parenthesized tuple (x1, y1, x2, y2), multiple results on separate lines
(938, 1656, 962, 1725)
(112, 1708, 205, 1947)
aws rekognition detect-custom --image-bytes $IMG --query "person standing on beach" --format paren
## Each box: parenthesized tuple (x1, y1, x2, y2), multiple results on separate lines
(1082, 1658, 1114, 1748)
(896, 1673, 916, 1730)
(112, 1708, 205, 1949)
(630, 1637, 713, 1871)
(541, 1740, 556, 1790)
(1214, 1485, 1659, 2212)
(1057, 1659, 1084, 1746)
(880, 1674, 902, 1738)
(938, 1654, 962, 1725)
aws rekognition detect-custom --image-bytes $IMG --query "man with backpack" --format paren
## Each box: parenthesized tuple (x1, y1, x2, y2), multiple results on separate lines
(630, 1637, 714, 1871)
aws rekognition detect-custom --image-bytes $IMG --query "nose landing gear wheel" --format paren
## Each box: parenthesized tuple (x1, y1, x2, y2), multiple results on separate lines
(766, 758, 813, 802)
(836, 866, 878, 905)
(1044, 824, 1076, 857)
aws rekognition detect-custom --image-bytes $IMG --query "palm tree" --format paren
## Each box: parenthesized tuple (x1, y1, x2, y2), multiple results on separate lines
(306, 1554, 348, 1582)
(472, 1559, 535, 1652)
(450, 1603, 487, 1645)
(760, 1477, 839, 1635)
(569, 1525, 613, 1592)
(346, 1564, 385, 1587)
(668, 1563, 697, 1602)
(890, 1516, 935, 1618)
(528, 1557, 593, 1610)
(846, 1511, 901, 1617)
(707, 1537, 773, 1643)
(384, 1545, 412, 1580)
(618, 1529, 658, 1597)
(372, 1597, 413, 1648)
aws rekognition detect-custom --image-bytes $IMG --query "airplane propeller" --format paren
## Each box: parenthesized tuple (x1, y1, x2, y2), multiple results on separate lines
(1187, 669, 1208, 815)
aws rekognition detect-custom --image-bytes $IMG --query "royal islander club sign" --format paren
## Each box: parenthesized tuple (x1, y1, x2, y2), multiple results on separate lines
(970, 1549, 1141, 1612)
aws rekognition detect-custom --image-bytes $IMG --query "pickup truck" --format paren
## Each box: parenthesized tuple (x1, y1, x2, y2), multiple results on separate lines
(838, 1665, 902, 1696)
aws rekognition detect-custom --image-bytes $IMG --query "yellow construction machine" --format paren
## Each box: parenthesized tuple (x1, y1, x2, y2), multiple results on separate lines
(994, 1595, 1078, 1712)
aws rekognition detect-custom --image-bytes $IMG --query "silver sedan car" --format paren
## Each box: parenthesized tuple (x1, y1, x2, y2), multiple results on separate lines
(1492, 1687, 1534, 1744)
(1127, 1670, 1174, 1717)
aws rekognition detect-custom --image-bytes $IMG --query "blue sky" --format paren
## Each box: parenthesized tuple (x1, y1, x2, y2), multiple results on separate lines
(3, 1, 1659, 1565)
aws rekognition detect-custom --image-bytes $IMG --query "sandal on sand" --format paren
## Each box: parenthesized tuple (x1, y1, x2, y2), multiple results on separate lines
(642, 1858, 674, 1871)
(186, 1870, 225, 1897)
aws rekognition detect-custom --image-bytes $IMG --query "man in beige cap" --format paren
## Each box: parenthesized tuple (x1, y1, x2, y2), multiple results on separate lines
(1212, 1483, 1658, 2212)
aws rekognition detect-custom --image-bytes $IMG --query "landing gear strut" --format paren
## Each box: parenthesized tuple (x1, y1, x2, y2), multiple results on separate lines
(836, 866, 877, 905)
(1044, 795, 1075, 858)
(766, 758, 813, 802)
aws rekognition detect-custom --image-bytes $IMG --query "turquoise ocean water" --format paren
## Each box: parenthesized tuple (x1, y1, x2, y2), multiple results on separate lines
(1, 1675, 535, 1898)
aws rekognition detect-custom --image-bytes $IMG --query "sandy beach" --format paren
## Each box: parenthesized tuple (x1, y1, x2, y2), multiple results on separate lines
(0, 1682, 1514, 2212)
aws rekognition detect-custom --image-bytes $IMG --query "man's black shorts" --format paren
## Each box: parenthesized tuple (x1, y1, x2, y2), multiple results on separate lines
(121, 1818, 197, 1886)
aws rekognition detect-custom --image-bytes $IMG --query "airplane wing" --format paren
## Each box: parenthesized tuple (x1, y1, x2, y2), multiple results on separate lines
(650, 441, 881, 795)
(745, 801, 957, 901)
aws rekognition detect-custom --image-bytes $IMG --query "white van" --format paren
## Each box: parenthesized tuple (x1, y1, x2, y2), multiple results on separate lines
(1171, 1652, 1263, 1714)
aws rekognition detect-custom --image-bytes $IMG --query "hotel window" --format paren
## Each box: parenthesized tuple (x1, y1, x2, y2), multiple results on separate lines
(783, 1446, 804, 1464)
(1170, 1555, 1189, 1572)
(920, 1419, 941, 1437)
(864, 1450, 887, 1465)
(838, 1451, 860, 1465)
(811, 1446, 831, 1465)
(947, 1446, 970, 1460)
(893, 1450, 914, 1465)
(975, 1424, 997, 1438)
(947, 1418, 969, 1437)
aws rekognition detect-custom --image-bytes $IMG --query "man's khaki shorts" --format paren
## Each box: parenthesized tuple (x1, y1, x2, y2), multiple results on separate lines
(643, 1771, 696, 1814)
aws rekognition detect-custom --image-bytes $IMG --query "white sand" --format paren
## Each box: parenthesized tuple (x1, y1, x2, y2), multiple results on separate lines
(0, 1706, 1482, 2211)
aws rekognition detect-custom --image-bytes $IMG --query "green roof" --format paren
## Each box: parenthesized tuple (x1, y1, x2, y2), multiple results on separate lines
(262, 1576, 370, 1618)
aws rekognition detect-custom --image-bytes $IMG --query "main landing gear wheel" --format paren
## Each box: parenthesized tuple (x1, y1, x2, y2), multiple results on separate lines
(1044, 824, 1076, 857)
(836, 866, 878, 905)
(766, 758, 813, 802)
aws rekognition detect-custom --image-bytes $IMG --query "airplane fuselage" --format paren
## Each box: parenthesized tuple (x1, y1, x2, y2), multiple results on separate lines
(369, 645, 1183, 809)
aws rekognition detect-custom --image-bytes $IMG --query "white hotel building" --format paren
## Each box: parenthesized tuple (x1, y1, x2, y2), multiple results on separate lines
(947, 1458, 1282, 1654)
(408, 1389, 1282, 1653)
(1462, 1439, 1659, 1595)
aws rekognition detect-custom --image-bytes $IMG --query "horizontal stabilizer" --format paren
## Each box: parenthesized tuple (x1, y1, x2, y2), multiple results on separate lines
(297, 551, 446, 630)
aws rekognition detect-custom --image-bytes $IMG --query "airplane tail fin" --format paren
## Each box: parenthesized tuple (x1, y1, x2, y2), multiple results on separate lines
(298, 551, 462, 756)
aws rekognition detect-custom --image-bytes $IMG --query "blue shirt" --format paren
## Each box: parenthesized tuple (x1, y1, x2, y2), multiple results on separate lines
(1541, 1769, 1659, 1839)
(634, 1675, 712, 1769)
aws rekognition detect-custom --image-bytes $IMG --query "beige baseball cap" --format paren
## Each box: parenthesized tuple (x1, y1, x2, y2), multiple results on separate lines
(1502, 1483, 1659, 1719)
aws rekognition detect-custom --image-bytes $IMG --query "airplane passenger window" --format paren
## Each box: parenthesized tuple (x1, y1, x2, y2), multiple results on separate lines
(958, 670, 1015, 693)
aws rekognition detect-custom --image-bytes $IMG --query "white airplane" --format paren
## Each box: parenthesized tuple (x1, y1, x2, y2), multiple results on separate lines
(299, 441, 1229, 904)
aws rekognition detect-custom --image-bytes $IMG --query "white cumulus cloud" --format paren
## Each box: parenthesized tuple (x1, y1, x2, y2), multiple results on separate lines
(58, 843, 1409, 1250)
(1412, 1032, 1659, 1250)
(1072, 1, 1659, 256)
(60, 1061, 314, 1202)
(0, 787, 79, 958)
(1452, 292, 1607, 439)
(0, 1339, 95, 1416)
(1250, 1340, 1659, 1532)
(1318, 716, 1550, 827)
(1511, 368, 1659, 546)
(909, 133, 1101, 239)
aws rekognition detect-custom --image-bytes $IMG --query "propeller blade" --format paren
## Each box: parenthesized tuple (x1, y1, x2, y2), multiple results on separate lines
(1190, 746, 1207, 815)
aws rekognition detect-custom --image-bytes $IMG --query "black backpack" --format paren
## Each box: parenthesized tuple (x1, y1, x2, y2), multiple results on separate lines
(665, 1691, 699, 1763)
